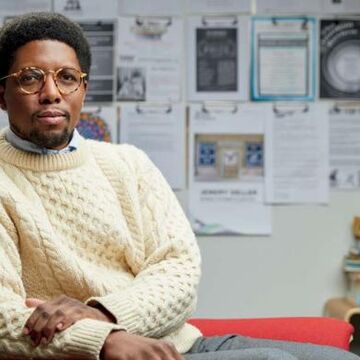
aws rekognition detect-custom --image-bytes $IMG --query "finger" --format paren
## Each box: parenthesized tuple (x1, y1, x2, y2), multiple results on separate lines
(165, 343, 184, 360)
(23, 299, 46, 335)
(38, 308, 66, 345)
(153, 341, 180, 360)
(28, 307, 52, 346)
(23, 304, 47, 336)
(25, 298, 45, 308)
(33, 300, 82, 345)
(164, 342, 183, 360)
(52, 308, 83, 332)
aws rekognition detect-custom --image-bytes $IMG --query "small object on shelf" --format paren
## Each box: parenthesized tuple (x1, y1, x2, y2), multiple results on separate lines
(353, 217, 360, 239)
(343, 216, 360, 304)
(324, 297, 359, 322)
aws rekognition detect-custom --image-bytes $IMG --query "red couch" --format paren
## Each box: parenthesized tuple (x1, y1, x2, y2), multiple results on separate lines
(188, 317, 353, 351)
(29, 317, 356, 359)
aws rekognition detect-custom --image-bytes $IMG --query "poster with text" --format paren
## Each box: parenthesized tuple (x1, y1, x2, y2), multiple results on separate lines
(251, 17, 316, 101)
(119, 103, 186, 190)
(117, 16, 183, 102)
(329, 104, 360, 189)
(187, 16, 249, 101)
(188, 103, 272, 235)
(78, 20, 115, 103)
(320, 19, 360, 99)
(265, 103, 329, 204)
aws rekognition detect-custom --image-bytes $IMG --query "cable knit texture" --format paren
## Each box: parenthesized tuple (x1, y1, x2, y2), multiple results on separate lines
(0, 130, 202, 359)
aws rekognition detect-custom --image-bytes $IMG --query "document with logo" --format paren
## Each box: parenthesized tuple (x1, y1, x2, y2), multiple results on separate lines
(119, 103, 186, 190)
(187, 16, 249, 101)
(54, 0, 117, 18)
(117, 16, 183, 102)
(329, 104, 360, 190)
(188, 103, 272, 235)
(78, 106, 118, 143)
(251, 17, 316, 101)
(265, 103, 329, 204)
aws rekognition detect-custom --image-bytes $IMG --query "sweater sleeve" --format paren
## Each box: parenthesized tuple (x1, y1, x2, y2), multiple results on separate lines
(0, 197, 123, 360)
(87, 146, 201, 339)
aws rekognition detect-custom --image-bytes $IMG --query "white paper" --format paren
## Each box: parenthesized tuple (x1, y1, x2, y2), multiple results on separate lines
(256, 0, 323, 14)
(119, 103, 186, 190)
(54, 0, 118, 18)
(265, 103, 329, 204)
(251, 17, 316, 101)
(186, 0, 251, 14)
(0, 0, 51, 15)
(187, 16, 249, 102)
(118, 0, 183, 16)
(259, 34, 307, 96)
(256, 0, 360, 15)
(329, 105, 360, 190)
(188, 103, 272, 235)
(321, 0, 360, 14)
(78, 106, 118, 143)
(78, 20, 116, 103)
(117, 16, 183, 102)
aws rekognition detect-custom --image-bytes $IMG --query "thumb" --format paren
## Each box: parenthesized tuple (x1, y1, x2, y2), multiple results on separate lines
(25, 298, 45, 308)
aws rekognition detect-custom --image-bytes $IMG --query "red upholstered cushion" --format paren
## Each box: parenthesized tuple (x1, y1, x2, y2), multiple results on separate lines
(188, 317, 353, 351)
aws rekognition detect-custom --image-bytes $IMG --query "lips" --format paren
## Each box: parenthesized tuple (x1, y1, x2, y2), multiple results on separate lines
(36, 109, 67, 126)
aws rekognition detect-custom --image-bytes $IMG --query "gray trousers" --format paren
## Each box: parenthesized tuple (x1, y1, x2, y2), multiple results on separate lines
(184, 335, 360, 360)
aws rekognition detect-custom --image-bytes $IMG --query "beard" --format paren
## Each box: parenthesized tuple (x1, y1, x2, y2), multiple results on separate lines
(11, 111, 73, 150)
(28, 127, 73, 149)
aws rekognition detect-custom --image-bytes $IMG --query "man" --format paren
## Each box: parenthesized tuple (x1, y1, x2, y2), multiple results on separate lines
(0, 12, 358, 360)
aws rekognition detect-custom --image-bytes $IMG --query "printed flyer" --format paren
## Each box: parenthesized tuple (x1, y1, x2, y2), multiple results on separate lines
(320, 19, 360, 99)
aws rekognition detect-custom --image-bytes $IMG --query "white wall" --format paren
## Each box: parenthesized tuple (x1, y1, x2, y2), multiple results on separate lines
(178, 191, 360, 318)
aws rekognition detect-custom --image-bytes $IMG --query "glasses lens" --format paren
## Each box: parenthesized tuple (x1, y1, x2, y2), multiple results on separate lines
(18, 68, 44, 93)
(55, 68, 82, 94)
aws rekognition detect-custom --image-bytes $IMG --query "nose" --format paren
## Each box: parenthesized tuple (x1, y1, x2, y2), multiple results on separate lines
(38, 72, 61, 105)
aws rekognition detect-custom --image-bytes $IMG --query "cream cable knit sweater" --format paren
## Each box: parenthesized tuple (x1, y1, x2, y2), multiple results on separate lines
(0, 130, 202, 359)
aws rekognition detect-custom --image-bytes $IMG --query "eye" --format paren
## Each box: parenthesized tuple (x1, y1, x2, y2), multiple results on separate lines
(57, 69, 79, 83)
(18, 69, 43, 85)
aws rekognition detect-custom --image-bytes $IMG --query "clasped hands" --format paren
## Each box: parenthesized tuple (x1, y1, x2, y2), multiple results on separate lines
(24, 295, 184, 360)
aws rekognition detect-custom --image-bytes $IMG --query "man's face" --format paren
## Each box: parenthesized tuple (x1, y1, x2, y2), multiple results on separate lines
(0, 40, 87, 149)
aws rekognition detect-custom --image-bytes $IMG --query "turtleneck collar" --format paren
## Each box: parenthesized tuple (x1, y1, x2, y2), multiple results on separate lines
(5, 127, 82, 155)
(0, 128, 89, 172)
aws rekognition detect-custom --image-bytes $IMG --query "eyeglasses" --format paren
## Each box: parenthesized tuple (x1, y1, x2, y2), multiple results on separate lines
(0, 67, 87, 95)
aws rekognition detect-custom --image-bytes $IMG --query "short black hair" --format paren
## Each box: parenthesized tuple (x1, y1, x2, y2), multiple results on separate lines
(0, 12, 91, 80)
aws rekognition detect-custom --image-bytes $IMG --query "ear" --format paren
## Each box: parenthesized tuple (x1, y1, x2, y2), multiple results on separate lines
(0, 85, 7, 111)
